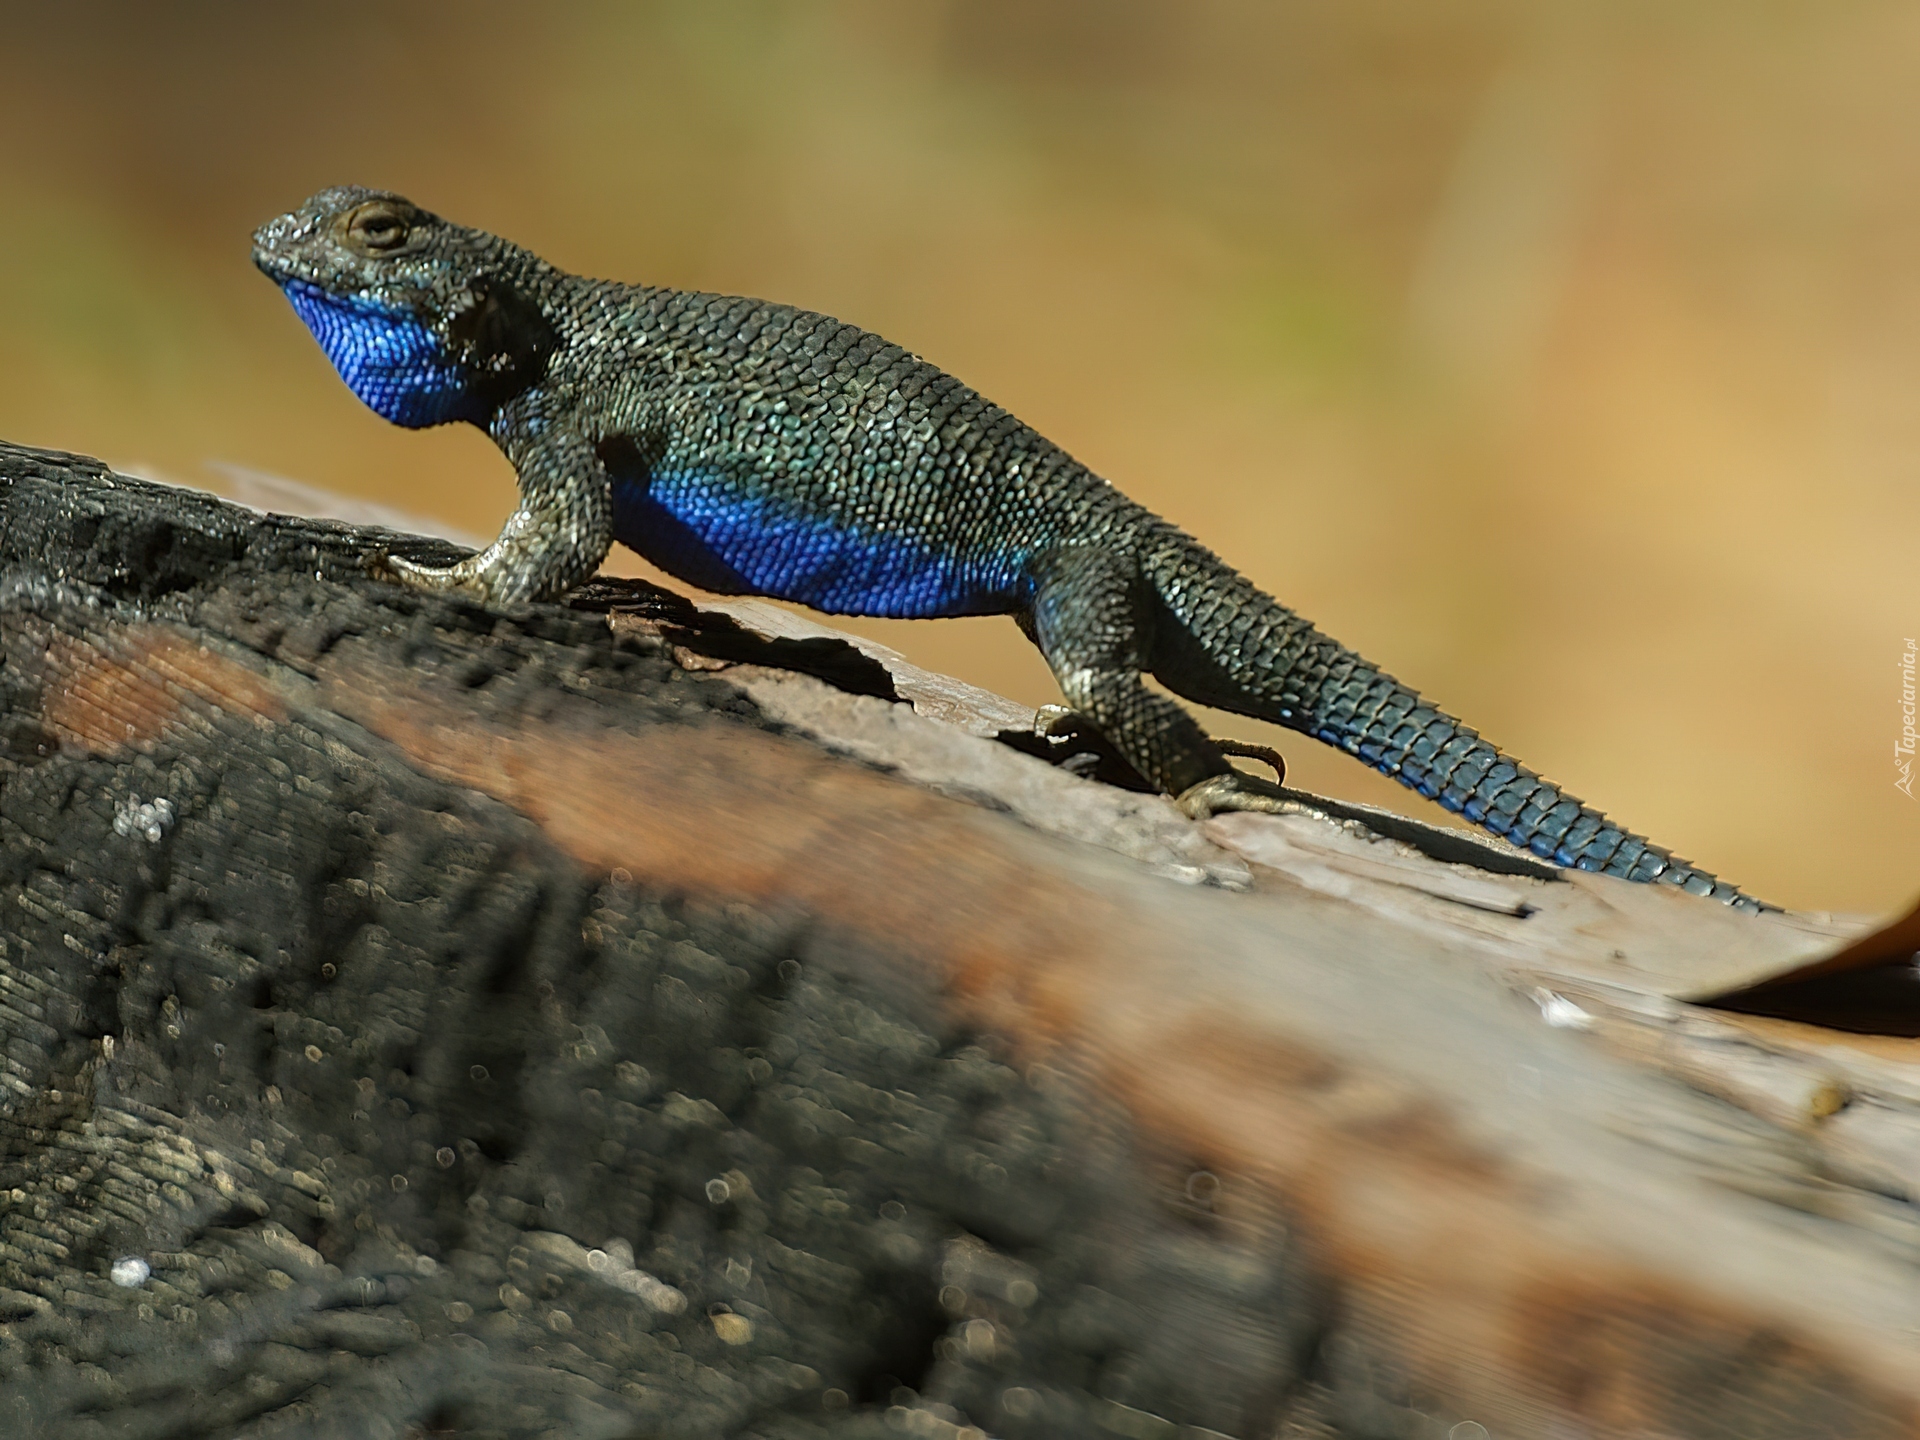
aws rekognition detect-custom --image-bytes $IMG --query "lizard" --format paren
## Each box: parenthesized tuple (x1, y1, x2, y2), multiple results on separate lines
(253, 186, 1758, 909)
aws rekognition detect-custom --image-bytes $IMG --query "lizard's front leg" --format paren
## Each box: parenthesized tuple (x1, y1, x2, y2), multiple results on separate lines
(382, 422, 613, 606)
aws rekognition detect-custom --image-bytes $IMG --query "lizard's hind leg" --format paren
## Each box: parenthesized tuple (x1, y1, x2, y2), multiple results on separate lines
(1027, 545, 1243, 802)
(1028, 547, 1436, 828)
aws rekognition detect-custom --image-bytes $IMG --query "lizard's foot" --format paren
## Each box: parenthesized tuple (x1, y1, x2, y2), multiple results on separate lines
(1017, 706, 1156, 788)
(1036, 710, 1290, 788)
(1031, 705, 1119, 781)
(1033, 703, 1079, 738)
(1175, 771, 1326, 821)
(1177, 769, 1563, 880)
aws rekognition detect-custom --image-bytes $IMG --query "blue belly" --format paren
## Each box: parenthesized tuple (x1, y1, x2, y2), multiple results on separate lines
(611, 465, 1028, 619)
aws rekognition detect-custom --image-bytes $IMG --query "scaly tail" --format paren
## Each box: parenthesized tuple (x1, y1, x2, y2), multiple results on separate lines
(1141, 528, 1760, 910)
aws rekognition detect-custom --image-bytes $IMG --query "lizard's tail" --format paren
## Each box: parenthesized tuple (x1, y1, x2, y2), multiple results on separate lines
(1140, 530, 1761, 909)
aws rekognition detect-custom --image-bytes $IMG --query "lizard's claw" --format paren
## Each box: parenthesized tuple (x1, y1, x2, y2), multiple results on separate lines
(1175, 770, 1326, 821)
(1213, 738, 1286, 787)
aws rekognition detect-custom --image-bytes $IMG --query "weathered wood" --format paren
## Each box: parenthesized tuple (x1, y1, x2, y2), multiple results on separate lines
(0, 442, 1916, 1439)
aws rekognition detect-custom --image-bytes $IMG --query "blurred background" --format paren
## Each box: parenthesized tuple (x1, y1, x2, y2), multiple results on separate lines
(0, 0, 1913, 915)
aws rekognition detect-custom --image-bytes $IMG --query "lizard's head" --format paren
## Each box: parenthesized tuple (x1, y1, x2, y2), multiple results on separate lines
(253, 187, 556, 428)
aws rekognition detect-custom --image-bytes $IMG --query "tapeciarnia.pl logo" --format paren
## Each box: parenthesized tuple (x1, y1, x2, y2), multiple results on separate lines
(1899, 638, 1917, 799)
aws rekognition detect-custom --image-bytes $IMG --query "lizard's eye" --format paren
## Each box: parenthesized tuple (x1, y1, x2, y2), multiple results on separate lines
(343, 201, 415, 255)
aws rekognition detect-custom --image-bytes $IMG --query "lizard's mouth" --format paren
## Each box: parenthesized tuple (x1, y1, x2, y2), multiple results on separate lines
(250, 232, 317, 288)
(251, 246, 293, 282)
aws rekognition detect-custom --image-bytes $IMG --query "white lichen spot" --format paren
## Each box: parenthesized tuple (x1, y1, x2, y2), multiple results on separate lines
(109, 1256, 151, 1288)
(581, 1235, 684, 1310)
(1532, 987, 1595, 1031)
(113, 795, 175, 844)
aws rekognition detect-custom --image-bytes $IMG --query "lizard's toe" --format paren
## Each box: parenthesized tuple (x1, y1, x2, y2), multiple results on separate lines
(376, 551, 491, 597)
(1175, 771, 1325, 821)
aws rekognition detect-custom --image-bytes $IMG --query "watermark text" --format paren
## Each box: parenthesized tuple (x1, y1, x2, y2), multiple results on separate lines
(1899, 637, 1916, 798)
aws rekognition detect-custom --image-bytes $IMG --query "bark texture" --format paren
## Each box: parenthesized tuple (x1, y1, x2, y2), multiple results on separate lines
(0, 442, 1916, 1440)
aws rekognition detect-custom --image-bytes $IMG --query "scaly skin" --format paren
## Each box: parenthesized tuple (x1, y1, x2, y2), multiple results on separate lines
(254, 186, 1758, 908)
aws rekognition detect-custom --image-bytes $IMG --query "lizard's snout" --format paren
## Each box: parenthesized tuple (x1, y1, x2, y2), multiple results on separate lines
(250, 211, 305, 278)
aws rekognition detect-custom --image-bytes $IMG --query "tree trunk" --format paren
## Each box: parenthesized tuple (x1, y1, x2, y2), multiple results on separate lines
(0, 441, 1915, 1439)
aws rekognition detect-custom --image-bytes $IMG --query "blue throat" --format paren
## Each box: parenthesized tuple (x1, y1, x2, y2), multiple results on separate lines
(278, 279, 486, 428)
